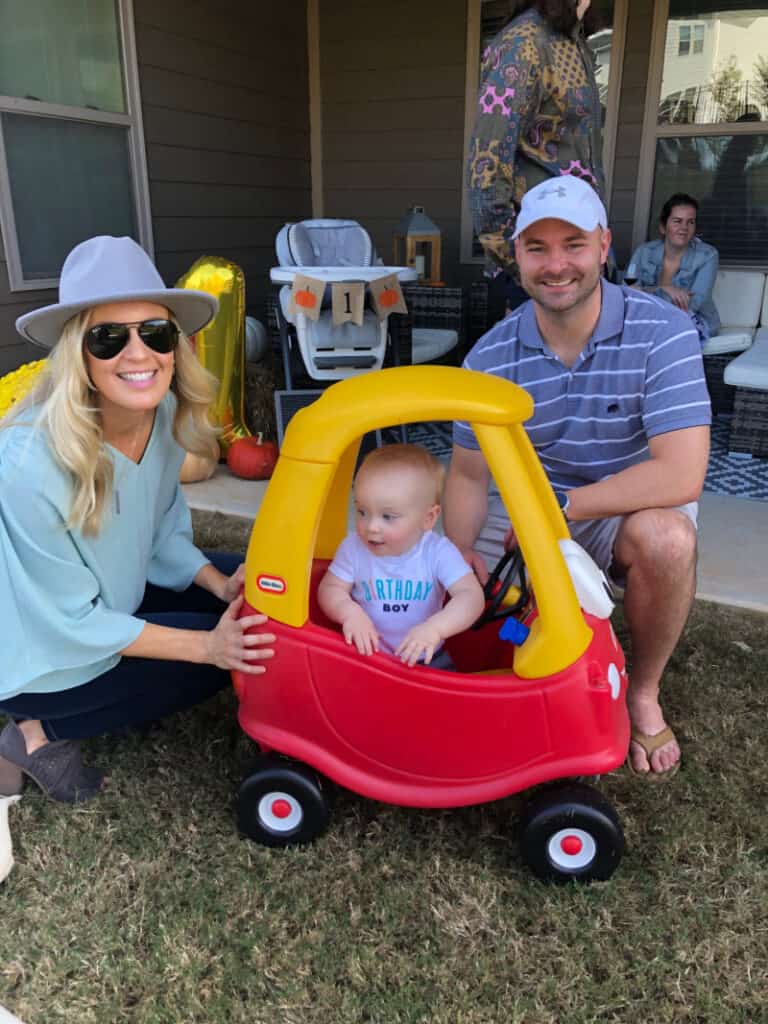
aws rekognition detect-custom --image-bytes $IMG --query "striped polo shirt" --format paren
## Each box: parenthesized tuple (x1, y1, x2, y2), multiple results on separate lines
(454, 281, 712, 492)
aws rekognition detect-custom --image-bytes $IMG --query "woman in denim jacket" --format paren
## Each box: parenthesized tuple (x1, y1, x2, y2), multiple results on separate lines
(626, 193, 720, 342)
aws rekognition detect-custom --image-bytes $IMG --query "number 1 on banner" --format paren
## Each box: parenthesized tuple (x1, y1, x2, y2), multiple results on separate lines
(331, 282, 365, 327)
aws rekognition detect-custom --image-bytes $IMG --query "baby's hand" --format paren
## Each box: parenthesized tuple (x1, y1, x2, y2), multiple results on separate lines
(396, 621, 443, 667)
(342, 606, 380, 656)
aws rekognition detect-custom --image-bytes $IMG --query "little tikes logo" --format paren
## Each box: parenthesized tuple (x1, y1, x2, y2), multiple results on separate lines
(257, 574, 286, 595)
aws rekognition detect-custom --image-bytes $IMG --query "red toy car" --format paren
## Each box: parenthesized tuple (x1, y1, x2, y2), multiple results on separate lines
(233, 367, 629, 882)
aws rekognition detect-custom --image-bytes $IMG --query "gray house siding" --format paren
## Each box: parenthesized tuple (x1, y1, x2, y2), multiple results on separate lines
(0, 228, 52, 373)
(135, 0, 313, 314)
(319, 0, 468, 283)
(0, 0, 312, 375)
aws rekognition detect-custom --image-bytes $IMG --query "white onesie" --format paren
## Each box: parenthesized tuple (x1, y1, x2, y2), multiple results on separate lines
(328, 531, 471, 655)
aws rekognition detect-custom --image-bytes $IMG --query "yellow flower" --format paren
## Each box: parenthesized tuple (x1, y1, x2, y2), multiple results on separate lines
(0, 360, 46, 419)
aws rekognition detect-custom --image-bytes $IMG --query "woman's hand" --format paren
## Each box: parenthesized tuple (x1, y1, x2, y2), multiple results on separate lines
(206, 594, 276, 674)
(219, 562, 245, 605)
(660, 285, 691, 310)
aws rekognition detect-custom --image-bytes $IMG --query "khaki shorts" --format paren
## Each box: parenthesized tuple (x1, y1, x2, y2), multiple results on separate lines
(480, 497, 699, 586)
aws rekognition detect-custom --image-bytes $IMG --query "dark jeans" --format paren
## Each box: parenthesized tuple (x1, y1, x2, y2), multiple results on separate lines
(0, 551, 241, 741)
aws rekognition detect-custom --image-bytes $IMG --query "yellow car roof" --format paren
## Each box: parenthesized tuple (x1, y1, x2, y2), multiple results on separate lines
(245, 366, 591, 678)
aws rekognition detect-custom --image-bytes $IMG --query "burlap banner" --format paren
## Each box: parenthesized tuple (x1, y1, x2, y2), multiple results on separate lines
(331, 281, 366, 327)
(368, 273, 408, 320)
(289, 273, 325, 321)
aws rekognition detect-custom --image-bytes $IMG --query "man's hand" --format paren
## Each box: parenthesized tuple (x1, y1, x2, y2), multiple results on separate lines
(503, 525, 518, 551)
(444, 444, 491, 582)
(396, 621, 444, 667)
(460, 547, 489, 585)
(341, 606, 380, 656)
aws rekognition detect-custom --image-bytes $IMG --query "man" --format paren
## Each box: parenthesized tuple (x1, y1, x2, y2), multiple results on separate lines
(444, 175, 711, 778)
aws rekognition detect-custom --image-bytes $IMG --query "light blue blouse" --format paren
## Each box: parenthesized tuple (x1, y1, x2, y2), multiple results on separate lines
(626, 237, 720, 336)
(0, 394, 209, 699)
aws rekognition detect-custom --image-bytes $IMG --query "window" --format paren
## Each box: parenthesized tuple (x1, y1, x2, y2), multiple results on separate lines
(650, 134, 768, 263)
(658, 7, 767, 127)
(0, 0, 152, 290)
(460, 0, 628, 263)
(637, 2, 768, 265)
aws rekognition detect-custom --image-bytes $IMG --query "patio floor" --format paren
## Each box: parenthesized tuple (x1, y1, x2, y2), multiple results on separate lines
(183, 467, 768, 614)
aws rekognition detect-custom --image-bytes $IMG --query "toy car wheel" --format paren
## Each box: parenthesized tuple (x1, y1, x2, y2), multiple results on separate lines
(518, 782, 624, 883)
(237, 757, 332, 848)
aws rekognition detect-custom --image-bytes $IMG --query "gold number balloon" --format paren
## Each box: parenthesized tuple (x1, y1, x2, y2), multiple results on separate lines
(176, 256, 252, 452)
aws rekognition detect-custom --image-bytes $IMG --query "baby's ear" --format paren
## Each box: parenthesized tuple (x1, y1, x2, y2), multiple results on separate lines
(424, 503, 440, 530)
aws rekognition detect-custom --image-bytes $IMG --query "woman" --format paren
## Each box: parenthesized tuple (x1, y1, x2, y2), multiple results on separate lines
(0, 236, 275, 803)
(626, 193, 720, 342)
(467, 0, 604, 314)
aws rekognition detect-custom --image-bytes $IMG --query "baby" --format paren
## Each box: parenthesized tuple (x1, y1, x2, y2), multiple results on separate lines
(318, 444, 485, 666)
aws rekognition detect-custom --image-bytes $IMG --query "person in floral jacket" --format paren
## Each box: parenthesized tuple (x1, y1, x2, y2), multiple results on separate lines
(468, 0, 605, 306)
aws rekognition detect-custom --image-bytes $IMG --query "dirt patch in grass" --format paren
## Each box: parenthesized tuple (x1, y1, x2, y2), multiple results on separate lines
(2, 515, 767, 1023)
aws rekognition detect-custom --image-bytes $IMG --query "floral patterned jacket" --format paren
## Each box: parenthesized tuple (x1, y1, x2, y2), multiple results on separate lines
(467, 9, 605, 277)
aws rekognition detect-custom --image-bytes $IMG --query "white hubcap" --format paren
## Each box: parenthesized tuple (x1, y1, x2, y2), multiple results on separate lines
(547, 827, 597, 870)
(258, 791, 303, 832)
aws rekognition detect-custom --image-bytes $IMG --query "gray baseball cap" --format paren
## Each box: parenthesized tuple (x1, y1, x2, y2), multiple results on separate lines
(16, 236, 219, 349)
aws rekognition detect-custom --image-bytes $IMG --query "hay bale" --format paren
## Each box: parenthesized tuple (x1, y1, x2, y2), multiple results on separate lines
(244, 350, 283, 441)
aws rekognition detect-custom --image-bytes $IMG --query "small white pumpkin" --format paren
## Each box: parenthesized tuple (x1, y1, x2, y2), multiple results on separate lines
(179, 449, 219, 483)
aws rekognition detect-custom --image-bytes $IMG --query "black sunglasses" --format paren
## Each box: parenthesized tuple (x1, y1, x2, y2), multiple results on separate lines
(84, 319, 180, 360)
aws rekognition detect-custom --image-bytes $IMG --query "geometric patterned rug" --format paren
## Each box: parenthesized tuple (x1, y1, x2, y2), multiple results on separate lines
(386, 415, 768, 502)
(704, 416, 768, 501)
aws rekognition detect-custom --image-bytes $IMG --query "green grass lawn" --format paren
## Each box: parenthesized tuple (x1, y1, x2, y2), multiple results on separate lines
(2, 512, 767, 1024)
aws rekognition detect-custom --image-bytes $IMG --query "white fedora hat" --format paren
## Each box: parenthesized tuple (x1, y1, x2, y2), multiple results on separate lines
(16, 236, 219, 349)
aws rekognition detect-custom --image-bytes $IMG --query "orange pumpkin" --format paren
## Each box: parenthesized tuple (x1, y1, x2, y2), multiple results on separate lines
(226, 433, 279, 480)
(294, 289, 318, 309)
(379, 287, 400, 308)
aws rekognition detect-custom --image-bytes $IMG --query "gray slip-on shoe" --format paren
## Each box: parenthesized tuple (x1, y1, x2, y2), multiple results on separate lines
(0, 721, 104, 804)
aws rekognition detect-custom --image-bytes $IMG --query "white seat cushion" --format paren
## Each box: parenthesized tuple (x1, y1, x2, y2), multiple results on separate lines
(712, 270, 765, 329)
(724, 341, 768, 390)
(701, 330, 754, 356)
(755, 326, 768, 345)
(411, 328, 458, 364)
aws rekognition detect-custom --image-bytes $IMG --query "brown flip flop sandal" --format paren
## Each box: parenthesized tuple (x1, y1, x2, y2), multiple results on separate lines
(627, 726, 680, 781)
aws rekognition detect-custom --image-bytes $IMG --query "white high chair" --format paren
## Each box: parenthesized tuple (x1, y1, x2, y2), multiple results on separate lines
(273, 219, 390, 385)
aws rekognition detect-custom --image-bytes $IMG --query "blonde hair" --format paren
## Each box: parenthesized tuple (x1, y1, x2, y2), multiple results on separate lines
(3, 311, 219, 535)
(356, 443, 445, 503)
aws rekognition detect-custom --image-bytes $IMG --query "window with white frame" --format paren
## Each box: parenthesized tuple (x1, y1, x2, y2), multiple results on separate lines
(0, 0, 152, 290)
(641, 1, 768, 265)
(460, 0, 627, 263)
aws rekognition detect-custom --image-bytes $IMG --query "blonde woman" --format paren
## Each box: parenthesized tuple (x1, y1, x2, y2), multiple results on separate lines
(0, 236, 274, 803)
